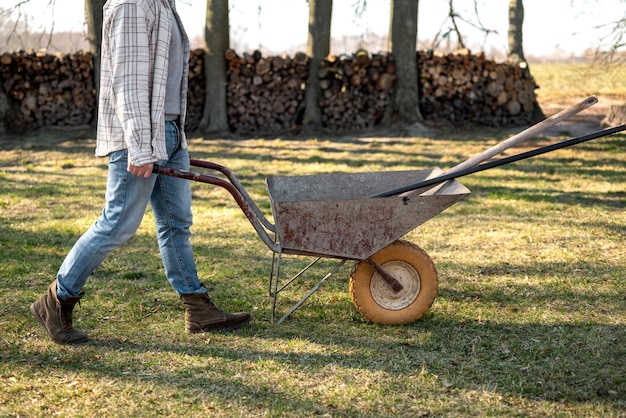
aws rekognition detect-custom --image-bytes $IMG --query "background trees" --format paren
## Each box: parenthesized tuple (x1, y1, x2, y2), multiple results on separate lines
(385, 0, 423, 128)
(507, 0, 545, 120)
(199, 0, 230, 134)
(84, 0, 104, 124)
(1, 0, 624, 130)
(301, 0, 333, 133)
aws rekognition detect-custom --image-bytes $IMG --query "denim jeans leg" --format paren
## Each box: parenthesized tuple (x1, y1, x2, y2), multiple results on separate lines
(151, 121, 205, 295)
(56, 149, 156, 300)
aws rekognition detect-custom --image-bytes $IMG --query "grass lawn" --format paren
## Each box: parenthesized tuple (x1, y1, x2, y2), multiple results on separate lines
(1, 64, 625, 416)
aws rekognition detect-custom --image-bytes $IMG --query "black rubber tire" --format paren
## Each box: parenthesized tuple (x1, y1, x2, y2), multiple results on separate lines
(349, 240, 438, 325)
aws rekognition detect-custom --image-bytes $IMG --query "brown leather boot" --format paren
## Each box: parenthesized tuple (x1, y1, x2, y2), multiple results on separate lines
(30, 280, 89, 344)
(181, 292, 251, 333)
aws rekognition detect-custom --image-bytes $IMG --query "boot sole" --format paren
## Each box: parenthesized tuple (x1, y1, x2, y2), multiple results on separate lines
(30, 303, 89, 345)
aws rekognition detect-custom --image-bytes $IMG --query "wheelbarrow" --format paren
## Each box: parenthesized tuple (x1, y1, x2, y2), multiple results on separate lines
(154, 96, 626, 325)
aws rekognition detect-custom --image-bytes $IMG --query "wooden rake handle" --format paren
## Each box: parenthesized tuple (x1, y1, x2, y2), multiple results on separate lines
(446, 95, 598, 175)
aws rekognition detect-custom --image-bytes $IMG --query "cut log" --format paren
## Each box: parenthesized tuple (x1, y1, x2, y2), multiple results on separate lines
(602, 105, 626, 126)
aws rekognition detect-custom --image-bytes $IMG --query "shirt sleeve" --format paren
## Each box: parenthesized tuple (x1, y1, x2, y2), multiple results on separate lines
(108, 3, 156, 166)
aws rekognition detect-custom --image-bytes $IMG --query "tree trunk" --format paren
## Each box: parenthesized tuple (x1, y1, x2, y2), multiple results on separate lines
(384, 0, 422, 126)
(507, 0, 526, 65)
(84, 0, 104, 125)
(0, 83, 11, 134)
(199, 0, 230, 135)
(507, 0, 544, 121)
(301, 0, 332, 134)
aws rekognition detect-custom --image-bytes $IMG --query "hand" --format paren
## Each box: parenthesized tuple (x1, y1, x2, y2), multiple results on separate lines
(127, 161, 154, 178)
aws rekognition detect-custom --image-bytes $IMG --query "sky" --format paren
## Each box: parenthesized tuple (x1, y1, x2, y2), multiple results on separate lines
(8, 0, 625, 58)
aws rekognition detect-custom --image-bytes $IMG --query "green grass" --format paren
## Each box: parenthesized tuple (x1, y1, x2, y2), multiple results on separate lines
(1, 123, 624, 416)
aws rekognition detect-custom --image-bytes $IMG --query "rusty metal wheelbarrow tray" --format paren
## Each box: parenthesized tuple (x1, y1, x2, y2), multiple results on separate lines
(266, 169, 468, 260)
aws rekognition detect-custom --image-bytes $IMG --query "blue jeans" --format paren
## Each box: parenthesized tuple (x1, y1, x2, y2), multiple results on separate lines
(56, 121, 206, 300)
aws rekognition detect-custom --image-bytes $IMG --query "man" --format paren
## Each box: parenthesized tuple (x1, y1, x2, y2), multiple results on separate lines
(30, 0, 251, 345)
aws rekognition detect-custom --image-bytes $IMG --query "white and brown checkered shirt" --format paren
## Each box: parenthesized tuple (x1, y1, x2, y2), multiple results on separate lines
(96, 0, 190, 166)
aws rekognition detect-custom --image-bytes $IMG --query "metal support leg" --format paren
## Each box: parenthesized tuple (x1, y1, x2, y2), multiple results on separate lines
(268, 252, 348, 326)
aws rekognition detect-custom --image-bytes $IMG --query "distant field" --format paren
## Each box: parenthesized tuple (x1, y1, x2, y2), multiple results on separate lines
(530, 62, 626, 103)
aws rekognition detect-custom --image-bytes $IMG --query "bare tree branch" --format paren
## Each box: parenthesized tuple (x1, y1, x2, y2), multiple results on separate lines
(351, 0, 367, 21)
(2, 0, 59, 50)
(430, 0, 499, 52)
(446, 0, 465, 48)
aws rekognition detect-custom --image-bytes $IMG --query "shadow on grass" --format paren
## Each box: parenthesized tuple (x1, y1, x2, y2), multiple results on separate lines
(4, 249, 625, 412)
(3, 312, 624, 413)
(2, 130, 624, 414)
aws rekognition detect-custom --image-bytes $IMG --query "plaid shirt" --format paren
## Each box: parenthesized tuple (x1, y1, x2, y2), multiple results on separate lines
(96, 0, 190, 166)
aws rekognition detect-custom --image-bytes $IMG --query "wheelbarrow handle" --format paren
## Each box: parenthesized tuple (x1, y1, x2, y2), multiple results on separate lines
(189, 159, 275, 233)
(371, 124, 626, 198)
(379, 96, 599, 199)
(152, 163, 280, 253)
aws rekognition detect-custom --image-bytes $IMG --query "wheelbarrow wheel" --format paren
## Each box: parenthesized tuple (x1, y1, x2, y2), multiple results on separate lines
(349, 240, 438, 325)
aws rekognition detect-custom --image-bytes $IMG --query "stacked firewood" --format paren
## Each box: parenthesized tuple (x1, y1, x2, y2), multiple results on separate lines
(224, 49, 309, 134)
(0, 48, 540, 134)
(417, 49, 537, 126)
(186, 48, 205, 133)
(318, 50, 396, 131)
(0, 49, 95, 131)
